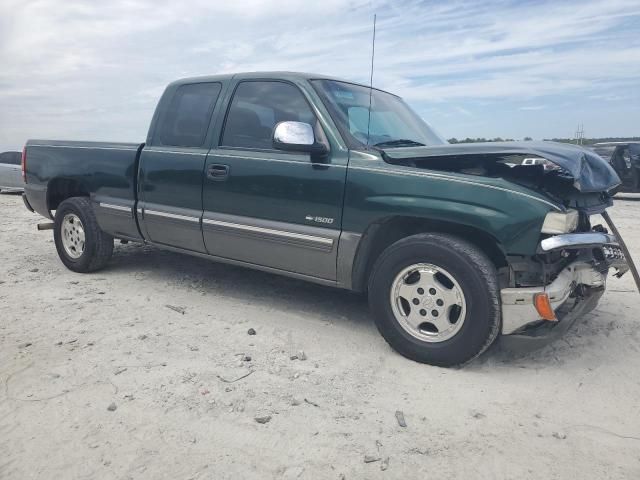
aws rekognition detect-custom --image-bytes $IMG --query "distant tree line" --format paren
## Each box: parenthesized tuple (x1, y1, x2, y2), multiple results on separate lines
(448, 136, 639, 145)
(543, 136, 640, 146)
(447, 137, 527, 143)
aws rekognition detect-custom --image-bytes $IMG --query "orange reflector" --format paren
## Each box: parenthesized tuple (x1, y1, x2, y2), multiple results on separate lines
(534, 293, 557, 321)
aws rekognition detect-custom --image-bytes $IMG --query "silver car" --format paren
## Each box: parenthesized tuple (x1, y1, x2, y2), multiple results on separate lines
(0, 151, 24, 192)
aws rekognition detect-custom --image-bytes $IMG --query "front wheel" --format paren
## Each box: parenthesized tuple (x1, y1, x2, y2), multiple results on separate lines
(53, 197, 114, 273)
(368, 233, 501, 367)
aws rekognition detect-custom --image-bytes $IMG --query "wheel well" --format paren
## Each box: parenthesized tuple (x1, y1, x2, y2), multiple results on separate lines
(47, 178, 90, 211)
(351, 216, 508, 292)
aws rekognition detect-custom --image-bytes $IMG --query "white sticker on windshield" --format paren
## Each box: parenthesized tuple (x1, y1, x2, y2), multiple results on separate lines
(333, 90, 354, 100)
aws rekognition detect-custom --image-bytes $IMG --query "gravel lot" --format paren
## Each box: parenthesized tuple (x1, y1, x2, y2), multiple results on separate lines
(1, 192, 639, 479)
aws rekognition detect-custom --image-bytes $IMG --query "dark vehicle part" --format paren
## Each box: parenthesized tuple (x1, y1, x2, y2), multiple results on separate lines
(22, 193, 34, 212)
(602, 210, 640, 293)
(368, 233, 500, 366)
(54, 197, 114, 273)
(601, 142, 640, 193)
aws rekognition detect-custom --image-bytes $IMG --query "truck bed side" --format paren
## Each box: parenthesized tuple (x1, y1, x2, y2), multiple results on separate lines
(24, 139, 144, 240)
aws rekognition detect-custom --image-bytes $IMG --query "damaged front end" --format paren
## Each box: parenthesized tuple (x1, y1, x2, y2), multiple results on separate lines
(381, 141, 639, 348)
(500, 214, 633, 348)
(381, 140, 621, 194)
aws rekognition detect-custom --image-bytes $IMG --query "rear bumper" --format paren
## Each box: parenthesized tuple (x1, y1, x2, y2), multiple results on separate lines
(22, 184, 50, 219)
(22, 192, 34, 212)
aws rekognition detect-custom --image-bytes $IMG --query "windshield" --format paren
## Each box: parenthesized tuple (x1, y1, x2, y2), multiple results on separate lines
(311, 79, 447, 149)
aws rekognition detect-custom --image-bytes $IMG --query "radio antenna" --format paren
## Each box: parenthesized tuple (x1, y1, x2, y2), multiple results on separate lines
(366, 14, 377, 149)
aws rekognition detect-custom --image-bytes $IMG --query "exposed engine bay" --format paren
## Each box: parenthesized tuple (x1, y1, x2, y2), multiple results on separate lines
(384, 152, 615, 214)
(380, 140, 620, 196)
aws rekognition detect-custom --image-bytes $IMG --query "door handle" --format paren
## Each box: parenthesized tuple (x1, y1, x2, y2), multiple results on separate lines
(207, 164, 230, 181)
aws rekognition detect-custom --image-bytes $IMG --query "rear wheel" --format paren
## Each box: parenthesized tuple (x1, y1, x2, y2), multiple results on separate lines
(54, 197, 113, 272)
(368, 233, 501, 367)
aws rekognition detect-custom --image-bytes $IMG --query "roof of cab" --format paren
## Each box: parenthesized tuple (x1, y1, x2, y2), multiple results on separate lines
(168, 71, 353, 87)
(167, 71, 398, 96)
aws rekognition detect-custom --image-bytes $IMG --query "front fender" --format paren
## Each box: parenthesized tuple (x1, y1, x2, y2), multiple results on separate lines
(343, 162, 555, 256)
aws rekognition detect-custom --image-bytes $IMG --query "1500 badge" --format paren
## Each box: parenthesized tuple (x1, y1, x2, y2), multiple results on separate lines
(305, 215, 334, 224)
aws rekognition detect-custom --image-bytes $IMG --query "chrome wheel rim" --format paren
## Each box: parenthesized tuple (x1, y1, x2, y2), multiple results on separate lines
(61, 213, 85, 259)
(390, 263, 467, 343)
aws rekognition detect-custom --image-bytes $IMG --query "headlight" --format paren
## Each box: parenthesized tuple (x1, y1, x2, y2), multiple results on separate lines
(541, 209, 579, 234)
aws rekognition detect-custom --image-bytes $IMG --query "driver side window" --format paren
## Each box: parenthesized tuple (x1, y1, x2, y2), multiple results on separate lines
(221, 81, 315, 150)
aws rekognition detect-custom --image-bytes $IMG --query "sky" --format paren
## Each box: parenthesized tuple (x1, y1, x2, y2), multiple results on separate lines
(1, 0, 639, 151)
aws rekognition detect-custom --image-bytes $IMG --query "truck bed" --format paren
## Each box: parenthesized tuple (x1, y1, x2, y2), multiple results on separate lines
(24, 139, 144, 239)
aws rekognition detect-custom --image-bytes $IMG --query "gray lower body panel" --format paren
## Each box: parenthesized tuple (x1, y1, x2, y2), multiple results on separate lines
(139, 202, 206, 253)
(202, 211, 341, 281)
(336, 231, 362, 289)
(147, 241, 339, 288)
(103, 205, 362, 291)
(93, 196, 142, 240)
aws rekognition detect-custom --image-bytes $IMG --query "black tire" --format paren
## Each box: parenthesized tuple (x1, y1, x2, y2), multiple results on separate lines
(53, 197, 114, 273)
(368, 233, 501, 367)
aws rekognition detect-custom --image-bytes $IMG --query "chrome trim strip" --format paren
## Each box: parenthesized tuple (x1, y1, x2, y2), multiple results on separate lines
(202, 218, 334, 247)
(99, 203, 132, 213)
(348, 165, 562, 211)
(207, 152, 347, 168)
(28, 144, 138, 151)
(0, 164, 21, 169)
(539, 232, 618, 252)
(143, 149, 208, 156)
(144, 209, 201, 223)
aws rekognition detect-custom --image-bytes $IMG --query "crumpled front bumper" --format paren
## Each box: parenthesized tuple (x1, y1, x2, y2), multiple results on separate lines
(501, 284, 605, 350)
(499, 230, 630, 349)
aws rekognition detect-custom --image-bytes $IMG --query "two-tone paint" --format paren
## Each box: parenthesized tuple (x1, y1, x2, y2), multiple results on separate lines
(22, 72, 564, 291)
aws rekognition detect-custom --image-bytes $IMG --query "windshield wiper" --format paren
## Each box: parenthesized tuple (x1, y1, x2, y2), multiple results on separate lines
(373, 139, 425, 148)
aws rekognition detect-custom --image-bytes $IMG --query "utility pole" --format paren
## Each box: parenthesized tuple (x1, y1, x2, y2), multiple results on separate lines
(574, 123, 585, 145)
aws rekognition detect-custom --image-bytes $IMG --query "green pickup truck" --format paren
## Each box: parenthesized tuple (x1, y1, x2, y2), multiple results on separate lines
(21, 72, 633, 366)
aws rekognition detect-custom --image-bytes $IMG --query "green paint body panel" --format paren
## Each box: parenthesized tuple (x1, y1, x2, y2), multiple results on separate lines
(23, 71, 579, 288)
(343, 151, 554, 255)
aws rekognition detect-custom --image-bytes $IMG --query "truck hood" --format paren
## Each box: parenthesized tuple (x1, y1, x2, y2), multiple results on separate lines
(381, 141, 621, 193)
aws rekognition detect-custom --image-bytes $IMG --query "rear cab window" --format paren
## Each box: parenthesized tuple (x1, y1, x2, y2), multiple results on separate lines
(158, 83, 222, 147)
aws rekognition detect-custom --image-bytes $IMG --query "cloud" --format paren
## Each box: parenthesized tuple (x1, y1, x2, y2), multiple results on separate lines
(0, 0, 639, 149)
(519, 105, 547, 111)
(454, 106, 473, 116)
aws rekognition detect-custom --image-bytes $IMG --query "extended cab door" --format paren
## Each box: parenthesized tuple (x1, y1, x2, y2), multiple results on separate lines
(138, 81, 224, 252)
(201, 79, 348, 281)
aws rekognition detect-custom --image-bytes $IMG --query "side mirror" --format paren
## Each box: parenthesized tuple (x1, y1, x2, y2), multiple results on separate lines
(273, 121, 328, 157)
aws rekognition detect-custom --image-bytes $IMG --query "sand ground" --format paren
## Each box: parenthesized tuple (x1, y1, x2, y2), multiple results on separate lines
(1, 192, 639, 479)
